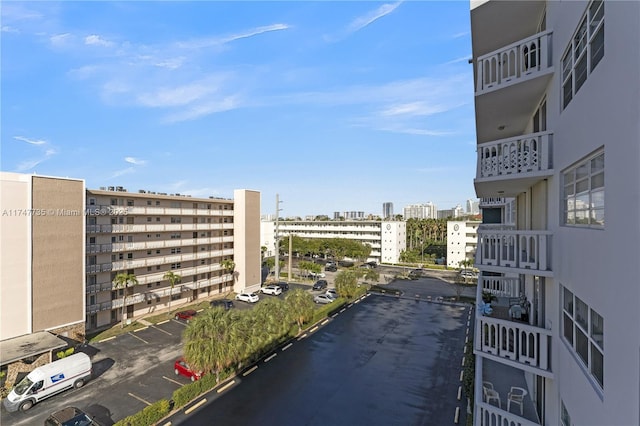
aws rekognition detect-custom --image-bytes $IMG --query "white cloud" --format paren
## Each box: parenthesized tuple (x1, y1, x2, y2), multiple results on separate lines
(136, 77, 226, 108)
(163, 96, 241, 123)
(50, 33, 72, 47)
(110, 167, 135, 178)
(154, 57, 185, 70)
(176, 23, 289, 49)
(1, 26, 19, 33)
(379, 102, 449, 117)
(16, 159, 44, 172)
(85, 34, 113, 47)
(124, 157, 146, 166)
(14, 135, 47, 145)
(347, 2, 401, 34)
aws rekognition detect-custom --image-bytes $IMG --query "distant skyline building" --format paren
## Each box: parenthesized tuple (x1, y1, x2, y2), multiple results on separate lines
(382, 202, 393, 219)
(437, 205, 464, 219)
(466, 199, 480, 215)
(403, 202, 437, 220)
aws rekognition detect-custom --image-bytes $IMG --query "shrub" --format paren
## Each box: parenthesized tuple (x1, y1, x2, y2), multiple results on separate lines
(114, 399, 170, 426)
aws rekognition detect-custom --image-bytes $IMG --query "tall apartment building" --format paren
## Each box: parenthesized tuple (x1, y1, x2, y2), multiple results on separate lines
(470, 1, 639, 425)
(85, 188, 261, 331)
(403, 202, 437, 220)
(382, 202, 394, 219)
(466, 198, 480, 215)
(437, 204, 465, 219)
(0, 173, 85, 383)
(260, 220, 406, 265)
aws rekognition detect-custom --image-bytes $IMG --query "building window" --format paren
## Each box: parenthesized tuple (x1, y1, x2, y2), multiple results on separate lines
(563, 149, 604, 227)
(171, 247, 181, 254)
(127, 199, 134, 206)
(147, 217, 152, 222)
(561, 400, 572, 426)
(147, 200, 152, 206)
(561, 285, 604, 388)
(562, 0, 604, 109)
(170, 217, 182, 223)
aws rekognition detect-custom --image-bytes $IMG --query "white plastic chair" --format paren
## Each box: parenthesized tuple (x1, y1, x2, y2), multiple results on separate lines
(483, 381, 501, 408)
(507, 386, 527, 415)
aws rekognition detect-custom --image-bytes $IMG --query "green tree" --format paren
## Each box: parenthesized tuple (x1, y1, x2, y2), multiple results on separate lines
(364, 269, 380, 284)
(285, 289, 315, 333)
(112, 272, 138, 328)
(163, 271, 182, 314)
(221, 259, 236, 288)
(335, 270, 359, 299)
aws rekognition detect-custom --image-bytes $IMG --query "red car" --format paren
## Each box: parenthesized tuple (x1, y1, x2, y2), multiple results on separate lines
(174, 309, 197, 322)
(174, 358, 203, 381)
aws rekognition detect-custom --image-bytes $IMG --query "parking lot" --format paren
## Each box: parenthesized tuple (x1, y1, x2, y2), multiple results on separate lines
(1, 268, 472, 426)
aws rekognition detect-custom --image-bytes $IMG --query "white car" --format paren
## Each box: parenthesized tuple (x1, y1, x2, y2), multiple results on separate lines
(235, 292, 259, 303)
(325, 289, 338, 299)
(310, 271, 326, 279)
(260, 285, 283, 296)
(314, 294, 334, 304)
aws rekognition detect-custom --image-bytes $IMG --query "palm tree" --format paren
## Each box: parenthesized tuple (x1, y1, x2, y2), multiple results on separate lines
(285, 289, 314, 333)
(220, 259, 236, 290)
(163, 271, 182, 314)
(112, 272, 138, 328)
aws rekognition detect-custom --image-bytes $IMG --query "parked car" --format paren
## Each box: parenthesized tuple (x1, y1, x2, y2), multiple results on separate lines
(325, 289, 338, 299)
(275, 282, 290, 291)
(210, 299, 234, 310)
(235, 292, 259, 303)
(312, 280, 328, 290)
(325, 264, 337, 272)
(260, 285, 283, 296)
(314, 294, 334, 304)
(459, 270, 478, 279)
(45, 406, 101, 426)
(174, 358, 203, 382)
(174, 310, 197, 322)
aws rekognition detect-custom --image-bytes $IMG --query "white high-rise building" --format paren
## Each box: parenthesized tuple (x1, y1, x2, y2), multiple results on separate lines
(466, 199, 480, 215)
(470, 1, 639, 426)
(403, 202, 437, 220)
(382, 202, 394, 219)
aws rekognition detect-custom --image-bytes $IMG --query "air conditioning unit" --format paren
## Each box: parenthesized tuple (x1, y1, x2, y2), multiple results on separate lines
(108, 186, 115, 191)
(100, 187, 106, 190)
(138, 190, 146, 193)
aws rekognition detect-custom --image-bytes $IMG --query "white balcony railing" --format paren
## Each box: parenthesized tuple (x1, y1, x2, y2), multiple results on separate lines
(477, 316, 551, 372)
(479, 198, 507, 207)
(476, 30, 552, 94)
(477, 229, 551, 273)
(481, 276, 520, 298)
(477, 132, 552, 180)
(477, 402, 540, 426)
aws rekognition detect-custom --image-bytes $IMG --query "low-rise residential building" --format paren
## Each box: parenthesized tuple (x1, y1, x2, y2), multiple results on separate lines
(261, 219, 406, 264)
(446, 220, 481, 268)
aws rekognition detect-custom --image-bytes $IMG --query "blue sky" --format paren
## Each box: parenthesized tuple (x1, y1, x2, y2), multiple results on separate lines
(1, 1, 477, 218)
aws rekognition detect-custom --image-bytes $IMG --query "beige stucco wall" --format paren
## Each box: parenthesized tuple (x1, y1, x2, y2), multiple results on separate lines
(31, 176, 85, 332)
(0, 173, 33, 340)
(233, 189, 261, 292)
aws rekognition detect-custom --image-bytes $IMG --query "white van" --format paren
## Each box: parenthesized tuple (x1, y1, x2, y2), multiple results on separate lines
(3, 352, 92, 412)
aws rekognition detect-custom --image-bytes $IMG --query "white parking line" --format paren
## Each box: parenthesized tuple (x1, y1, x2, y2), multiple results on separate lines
(340, 308, 346, 313)
(243, 366, 258, 376)
(282, 343, 293, 351)
(162, 376, 183, 386)
(217, 380, 235, 393)
(331, 313, 338, 318)
(157, 320, 170, 325)
(134, 326, 148, 332)
(297, 333, 307, 340)
(321, 319, 329, 325)
(264, 353, 277, 362)
(454, 407, 460, 424)
(184, 398, 207, 414)
(153, 325, 172, 336)
(457, 386, 462, 401)
(98, 336, 116, 343)
(459, 370, 464, 382)
(128, 332, 149, 344)
(128, 392, 152, 406)
(461, 357, 465, 367)
(309, 326, 318, 333)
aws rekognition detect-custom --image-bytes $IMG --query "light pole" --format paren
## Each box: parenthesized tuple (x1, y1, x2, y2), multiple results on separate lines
(274, 194, 283, 281)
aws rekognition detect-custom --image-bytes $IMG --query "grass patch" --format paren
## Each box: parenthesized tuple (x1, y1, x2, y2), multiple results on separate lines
(369, 284, 404, 295)
(87, 321, 147, 342)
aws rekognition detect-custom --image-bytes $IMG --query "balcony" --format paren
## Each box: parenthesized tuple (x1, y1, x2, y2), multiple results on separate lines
(476, 229, 552, 276)
(479, 198, 507, 207)
(476, 358, 542, 425)
(476, 314, 552, 376)
(476, 30, 552, 95)
(475, 131, 553, 198)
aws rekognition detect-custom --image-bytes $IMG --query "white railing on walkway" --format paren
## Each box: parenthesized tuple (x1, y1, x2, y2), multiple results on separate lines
(477, 132, 552, 180)
(476, 30, 552, 94)
(481, 276, 520, 298)
(477, 316, 551, 372)
(477, 229, 551, 273)
(477, 402, 540, 426)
